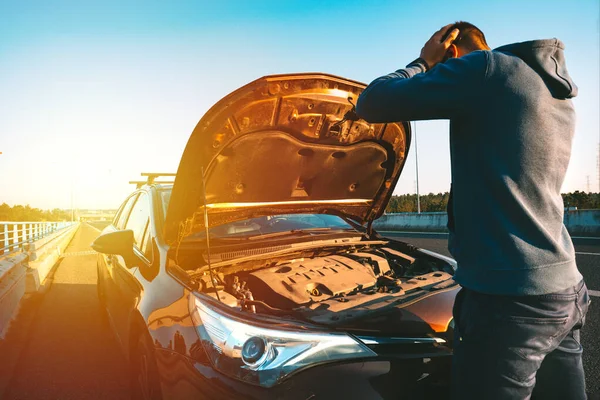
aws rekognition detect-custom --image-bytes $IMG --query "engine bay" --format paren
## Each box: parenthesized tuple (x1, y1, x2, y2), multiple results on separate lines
(183, 242, 456, 326)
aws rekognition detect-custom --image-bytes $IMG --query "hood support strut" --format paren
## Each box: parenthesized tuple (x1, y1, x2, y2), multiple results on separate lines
(202, 167, 221, 303)
(366, 218, 374, 237)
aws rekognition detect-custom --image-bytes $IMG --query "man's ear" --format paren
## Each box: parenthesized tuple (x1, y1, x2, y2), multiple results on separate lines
(446, 43, 458, 59)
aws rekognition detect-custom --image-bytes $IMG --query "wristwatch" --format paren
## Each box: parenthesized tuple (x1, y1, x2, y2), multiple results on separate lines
(408, 57, 430, 72)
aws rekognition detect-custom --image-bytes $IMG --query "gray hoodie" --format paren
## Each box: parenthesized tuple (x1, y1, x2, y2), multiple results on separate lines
(357, 39, 581, 295)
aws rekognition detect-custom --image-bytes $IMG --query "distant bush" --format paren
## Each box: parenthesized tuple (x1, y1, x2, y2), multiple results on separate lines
(385, 191, 600, 213)
(0, 203, 72, 222)
(562, 191, 600, 210)
(386, 192, 450, 213)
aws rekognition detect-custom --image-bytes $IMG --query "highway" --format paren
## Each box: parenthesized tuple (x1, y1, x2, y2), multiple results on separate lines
(0, 225, 597, 398)
(0, 223, 130, 399)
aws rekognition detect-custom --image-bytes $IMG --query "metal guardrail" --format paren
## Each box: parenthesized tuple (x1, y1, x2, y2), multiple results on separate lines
(376, 210, 600, 236)
(0, 221, 76, 256)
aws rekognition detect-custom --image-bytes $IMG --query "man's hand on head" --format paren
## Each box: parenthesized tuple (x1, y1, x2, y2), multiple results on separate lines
(419, 24, 460, 69)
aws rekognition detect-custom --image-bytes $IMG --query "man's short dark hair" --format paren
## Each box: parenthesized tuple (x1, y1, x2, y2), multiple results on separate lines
(442, 21, 489, 51)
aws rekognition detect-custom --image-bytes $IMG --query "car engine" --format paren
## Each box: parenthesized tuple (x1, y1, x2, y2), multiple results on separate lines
(244, 255, 382, 308)
(195, 245, 455, 324)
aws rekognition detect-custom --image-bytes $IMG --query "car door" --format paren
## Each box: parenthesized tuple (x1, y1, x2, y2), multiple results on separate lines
(109, 191, 152, 347)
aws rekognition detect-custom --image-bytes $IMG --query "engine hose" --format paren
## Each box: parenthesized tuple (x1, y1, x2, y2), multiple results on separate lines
(243, 300, 296, 316)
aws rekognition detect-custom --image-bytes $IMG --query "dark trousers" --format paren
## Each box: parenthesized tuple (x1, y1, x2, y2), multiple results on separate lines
(452, 279, 590, 399)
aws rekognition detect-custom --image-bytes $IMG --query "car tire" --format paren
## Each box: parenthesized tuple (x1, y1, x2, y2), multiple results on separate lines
(130, 332, 163, 400)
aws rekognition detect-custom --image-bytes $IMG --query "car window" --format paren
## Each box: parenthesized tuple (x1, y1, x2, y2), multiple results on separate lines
(116, 194, 139, 230)
(125, 192, 151, 249)
(140, 219, 152, 260)
(160, 189, 171, 218)
(112, 203, 125, 227)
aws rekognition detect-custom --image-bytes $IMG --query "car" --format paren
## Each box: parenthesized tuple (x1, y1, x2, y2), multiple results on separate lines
(92, 73, 459, 400)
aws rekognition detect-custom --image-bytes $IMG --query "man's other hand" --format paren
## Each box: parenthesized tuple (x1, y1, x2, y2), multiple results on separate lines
(419, 24, 460, 69)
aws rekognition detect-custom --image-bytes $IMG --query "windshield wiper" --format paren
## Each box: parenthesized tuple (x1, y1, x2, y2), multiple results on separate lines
(247, 227, 361, 240)
(186, 228, 362, 243)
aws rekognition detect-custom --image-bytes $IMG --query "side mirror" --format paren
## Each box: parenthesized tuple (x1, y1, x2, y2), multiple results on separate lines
(92, 230, 135, 262)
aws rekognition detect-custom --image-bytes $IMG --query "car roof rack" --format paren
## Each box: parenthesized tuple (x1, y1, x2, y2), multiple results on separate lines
(129, 172, 176, 188)
(129, 180, 175, 189)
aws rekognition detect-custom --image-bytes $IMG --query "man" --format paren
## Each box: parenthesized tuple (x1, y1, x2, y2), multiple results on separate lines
(356, 22, 590, 399)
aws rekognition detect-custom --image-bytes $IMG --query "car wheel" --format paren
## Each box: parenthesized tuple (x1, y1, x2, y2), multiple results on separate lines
(130, 332, 163, 400)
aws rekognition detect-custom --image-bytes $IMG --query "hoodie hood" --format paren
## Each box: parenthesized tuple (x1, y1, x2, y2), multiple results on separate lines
(494, 39, 577, 99)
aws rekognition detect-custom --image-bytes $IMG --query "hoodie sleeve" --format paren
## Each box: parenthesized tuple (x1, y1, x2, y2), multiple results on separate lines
(356, 51, 488, 123)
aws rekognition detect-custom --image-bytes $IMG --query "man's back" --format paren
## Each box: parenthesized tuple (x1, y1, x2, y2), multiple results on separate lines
(356, 38, 581, 296)
(450, 39, 580, 295)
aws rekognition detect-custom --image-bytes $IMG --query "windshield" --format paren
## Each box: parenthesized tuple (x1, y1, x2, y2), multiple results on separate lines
(193, 214, 356, 239)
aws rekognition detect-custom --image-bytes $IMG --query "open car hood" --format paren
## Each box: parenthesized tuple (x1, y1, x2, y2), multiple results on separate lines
(165, 73, 410, 244)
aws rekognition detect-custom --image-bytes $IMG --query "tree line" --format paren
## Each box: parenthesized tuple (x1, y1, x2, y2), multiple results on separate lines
(385, 191, 600, 213)
(0, 203, 72, 222)
(1, 191, 598, 221)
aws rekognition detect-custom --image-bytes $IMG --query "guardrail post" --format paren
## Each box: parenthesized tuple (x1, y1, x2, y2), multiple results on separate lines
(6, 224, 15, 253)
(1, 223, 6, 255)
(12, 223, 17, 252)
(14, 223, 18, 252)
(10, 223, 14, 252)
(13, 223, 16, 251)
(20, 223, 25, 250)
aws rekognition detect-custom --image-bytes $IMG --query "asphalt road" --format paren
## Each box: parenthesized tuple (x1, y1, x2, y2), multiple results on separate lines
(382, 231, 600, 398)
(1, 223, 130, 399)
(1, 226, 597, 398)
(86, 220, 112, 231)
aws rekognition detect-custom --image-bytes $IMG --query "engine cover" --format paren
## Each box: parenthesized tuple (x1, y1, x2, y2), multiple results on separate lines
(247, 255, 378, 308)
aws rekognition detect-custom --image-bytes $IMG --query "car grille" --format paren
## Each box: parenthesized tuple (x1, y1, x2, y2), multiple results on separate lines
(357, 335, 453, 357)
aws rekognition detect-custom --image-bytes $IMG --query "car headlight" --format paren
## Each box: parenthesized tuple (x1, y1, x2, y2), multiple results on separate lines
(189, 296, 376, 387)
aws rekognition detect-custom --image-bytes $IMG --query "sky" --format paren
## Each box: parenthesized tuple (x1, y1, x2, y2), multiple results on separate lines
(0, 0, 598, 210)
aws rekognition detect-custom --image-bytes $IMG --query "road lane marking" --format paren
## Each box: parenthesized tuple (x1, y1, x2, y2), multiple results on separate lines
(62, 250, 97, 257)
(379, 231, 448, 236)
(86, 223, 102, 233)
(576, 252, 600, 256)
(589, 290, 600, 298)
(381, 231, 600, 240)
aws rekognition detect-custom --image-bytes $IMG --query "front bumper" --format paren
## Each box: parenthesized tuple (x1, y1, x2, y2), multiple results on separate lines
(155, 348, 452, 400)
